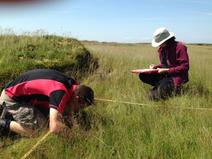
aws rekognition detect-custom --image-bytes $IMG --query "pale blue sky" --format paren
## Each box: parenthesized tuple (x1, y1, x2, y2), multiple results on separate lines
(0, 0, 212, 43)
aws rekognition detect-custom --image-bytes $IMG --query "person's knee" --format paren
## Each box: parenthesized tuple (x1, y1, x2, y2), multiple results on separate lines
(139, 73, 144, 81)
(139, 73, 161, 86)
(139, 73, 148, 82)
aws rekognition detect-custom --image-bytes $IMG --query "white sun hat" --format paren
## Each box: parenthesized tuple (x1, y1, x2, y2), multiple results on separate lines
(151, 27, 175, 47)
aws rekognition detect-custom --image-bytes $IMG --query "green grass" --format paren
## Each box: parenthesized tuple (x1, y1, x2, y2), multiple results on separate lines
(0, 38, 211, 159)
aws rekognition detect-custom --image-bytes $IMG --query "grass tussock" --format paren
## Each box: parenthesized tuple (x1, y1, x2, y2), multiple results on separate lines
(0, 35, 98, 85)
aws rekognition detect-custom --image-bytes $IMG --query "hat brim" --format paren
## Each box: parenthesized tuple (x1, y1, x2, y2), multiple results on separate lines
(151, 32, 175, 47)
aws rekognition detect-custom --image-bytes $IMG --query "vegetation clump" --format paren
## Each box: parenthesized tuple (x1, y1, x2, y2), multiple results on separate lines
(0, 35, 98, 85)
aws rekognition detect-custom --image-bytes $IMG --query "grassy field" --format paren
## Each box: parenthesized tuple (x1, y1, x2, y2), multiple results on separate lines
(0, 37, 211, 159)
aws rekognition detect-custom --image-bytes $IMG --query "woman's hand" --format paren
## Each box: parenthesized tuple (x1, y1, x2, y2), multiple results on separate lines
(149, 64, 156, 69)
(157, 68, 169, 74)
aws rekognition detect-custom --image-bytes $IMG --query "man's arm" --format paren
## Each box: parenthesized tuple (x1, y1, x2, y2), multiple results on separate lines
(49, 108, 71, 134)
(9, 108, 71, 137)
(9, 121, 35, 137)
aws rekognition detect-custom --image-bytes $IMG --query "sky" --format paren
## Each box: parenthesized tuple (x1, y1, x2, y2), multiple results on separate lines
(0, 0, 212, 43)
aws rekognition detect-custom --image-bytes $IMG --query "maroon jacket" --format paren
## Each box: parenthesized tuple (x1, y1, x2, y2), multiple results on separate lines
(154, 41, 189, 88)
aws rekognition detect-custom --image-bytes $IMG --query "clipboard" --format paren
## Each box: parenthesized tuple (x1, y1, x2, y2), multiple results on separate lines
(131, 68, 159, 74)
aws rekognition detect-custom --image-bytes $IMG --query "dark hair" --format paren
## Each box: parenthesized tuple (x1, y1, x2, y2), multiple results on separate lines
(165, 37, 176, 45)
(74, 85, 94, 105)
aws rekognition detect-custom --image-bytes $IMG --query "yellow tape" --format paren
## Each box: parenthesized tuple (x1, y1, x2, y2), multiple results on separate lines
(95, 98, 212, 111)
(21, 131, 51, 159)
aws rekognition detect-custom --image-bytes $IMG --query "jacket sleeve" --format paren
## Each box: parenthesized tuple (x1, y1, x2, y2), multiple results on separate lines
(168, 44, 189, 74)
(153, 64, 163, 69)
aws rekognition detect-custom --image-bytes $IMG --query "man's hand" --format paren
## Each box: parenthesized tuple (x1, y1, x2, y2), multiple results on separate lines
(49, 108, 70, 134)
(157, 68, 169, 74)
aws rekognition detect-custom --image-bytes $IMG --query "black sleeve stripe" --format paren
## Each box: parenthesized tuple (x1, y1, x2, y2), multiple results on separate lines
(49, 90, 66, 108)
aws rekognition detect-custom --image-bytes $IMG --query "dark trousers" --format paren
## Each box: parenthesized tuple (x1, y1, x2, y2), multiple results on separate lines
(139, 73, 175, 100)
